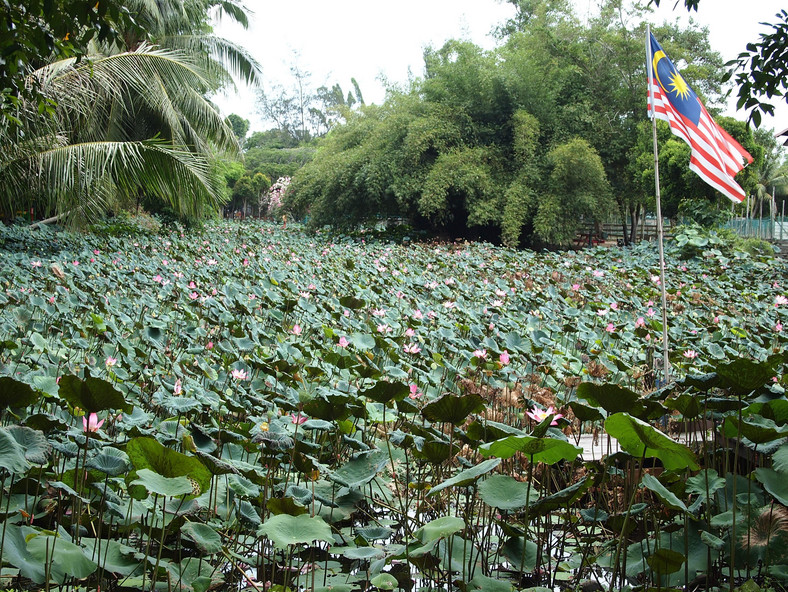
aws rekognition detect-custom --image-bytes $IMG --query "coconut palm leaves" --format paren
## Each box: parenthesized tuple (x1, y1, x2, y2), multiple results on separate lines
(1, 45, 235, 224)
(1, 0, 261, 225)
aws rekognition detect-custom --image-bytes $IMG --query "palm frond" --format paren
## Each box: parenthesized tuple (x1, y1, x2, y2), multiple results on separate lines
(0, 138, 223, 224)
(210, 0, 250, 29)
(162, 34, 262, 88)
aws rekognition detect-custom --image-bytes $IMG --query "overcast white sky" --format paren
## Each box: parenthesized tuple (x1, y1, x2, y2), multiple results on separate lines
(213, 0, 788, 134)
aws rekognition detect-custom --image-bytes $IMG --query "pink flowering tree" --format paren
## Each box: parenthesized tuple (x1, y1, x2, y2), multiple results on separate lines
(264, 176, 292, 218)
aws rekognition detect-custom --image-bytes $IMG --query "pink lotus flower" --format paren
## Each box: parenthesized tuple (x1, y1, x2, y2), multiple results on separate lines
(646, 307, 656, 318)
(499, 350, 510, 365)
(605, 323, 615, 333)
(174, 379, 182, 395)
(592, 270, 604, 278)
(105, 356, 118, 367)
(776, 322, 783, 332)
(83, 413, 104, 433)
(189, 292, 199, 300)
(403, 343, 421, 354)
(409, 384, 422, 399)
(31, 261, 42, 267)
(206, 341, 214, 350)
(776, 295, 788, 306)
(153, 274, 163, 283)
(526, 406, 563, 425)
(473, 349, 487, 360)
(290, 413, 307, 424)
(338, 336, 350, 348)
(231, 368, 248, 380)
(713, 316, 720, 324)
(635, 317, 646, 328)
(683, 350, 698, 360)
(413, 310, 424, 320)
(292, 324, 302, 335)
(571, 284, 581, 291)
(404, 328, 416, 337)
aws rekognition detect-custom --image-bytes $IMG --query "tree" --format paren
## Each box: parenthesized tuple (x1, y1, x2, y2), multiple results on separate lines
(226, 114, 250, 145)
(256, 55, 365, 142)
(290, 37, 614, 247)
(534, 139, 614, 244)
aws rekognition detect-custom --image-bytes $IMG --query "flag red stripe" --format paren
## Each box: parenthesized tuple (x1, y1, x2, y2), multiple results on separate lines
(648, 78, 750, 203)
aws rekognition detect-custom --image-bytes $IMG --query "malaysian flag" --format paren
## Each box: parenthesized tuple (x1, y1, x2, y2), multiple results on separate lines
(647, 33, 753, 202)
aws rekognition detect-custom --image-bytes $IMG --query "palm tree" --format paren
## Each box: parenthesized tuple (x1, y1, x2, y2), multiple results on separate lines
(0, 0, 261, 226)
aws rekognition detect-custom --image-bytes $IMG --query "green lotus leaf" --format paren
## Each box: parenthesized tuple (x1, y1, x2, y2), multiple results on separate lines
(257, 513, 334, 549)
(428, 458, 501, 496)
(2, 524, 45, 583)
(57, 374, 132, 413)
(646, 548, 685, 575)
(529, 477, 593, 517)
(413, 515, 465, 544)
(27, 533, 98, 584)
(267, 496, 308, 516)
(331, 450, 388, 489)
(343, 546, 384, 560)
(478, 435, 581, 464)
(126, 437, 211, 499)
(81, 538, 139, 576)
(356, 526, 394, 541)
(469, 573, 515, 592)
(477, 474, 535, 510)
(576, 381, 641, 415)
(360, 380, 409, 404)
(715, 357, 778, 396)
(501, 536, 539, 572)
(641, 473, 687, 512)
(6, 425, 50, 465)
(131, 468, 195, 497)
(86, 446, 131, 476)
(754, 468, 788, 505)
(421, 393, 486, 425)
(0, 427, 31, 474)
(604, 413, 699, 471)
(0, 376, 40, 409)
(369, 572, 398, 590)
(181, 521, 224, 554)
(722, 415, 788, 444)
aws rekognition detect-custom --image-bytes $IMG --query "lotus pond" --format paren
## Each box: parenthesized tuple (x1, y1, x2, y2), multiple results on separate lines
(1, 220, 787, 592)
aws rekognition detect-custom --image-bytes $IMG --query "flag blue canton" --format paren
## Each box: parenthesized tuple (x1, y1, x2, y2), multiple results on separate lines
(649, 36, 701, 124)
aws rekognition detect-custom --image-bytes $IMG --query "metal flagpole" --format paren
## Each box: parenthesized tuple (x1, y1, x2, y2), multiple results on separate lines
(646, 25, 671, 384)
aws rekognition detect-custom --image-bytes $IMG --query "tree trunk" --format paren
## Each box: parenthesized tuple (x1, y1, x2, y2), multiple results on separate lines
(629, 205, 640, 245)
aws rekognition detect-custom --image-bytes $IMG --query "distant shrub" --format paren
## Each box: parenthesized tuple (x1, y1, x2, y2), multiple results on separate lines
(92, 210, 162, 236)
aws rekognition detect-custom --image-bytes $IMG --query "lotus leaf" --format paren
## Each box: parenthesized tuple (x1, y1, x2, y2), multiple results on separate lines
(479, 435, 581, 464)
(428, 458, 502, 495)
(257, 513, 334, 549)
(604, 413, 699, 471)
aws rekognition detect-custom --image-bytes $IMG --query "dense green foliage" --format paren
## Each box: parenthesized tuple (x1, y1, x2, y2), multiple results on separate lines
(288, 1, 757, 247)
(1, 220, 787, 590)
